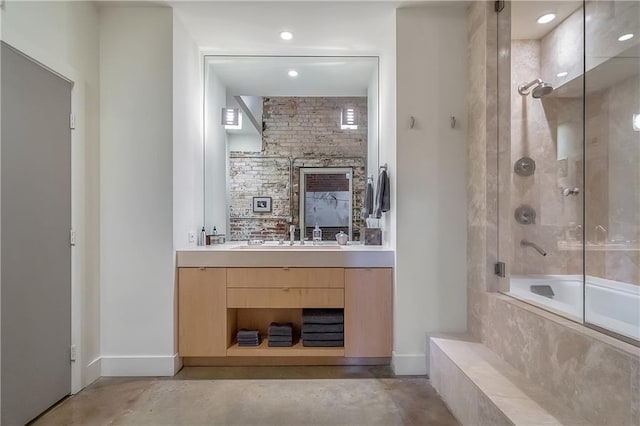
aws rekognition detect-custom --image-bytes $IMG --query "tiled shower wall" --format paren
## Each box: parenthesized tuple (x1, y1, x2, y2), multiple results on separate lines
(228, 97, 367, 241)
(510, 2, 640, 285)
(509, 40, 584, 276)
(463, 2, 639, 425)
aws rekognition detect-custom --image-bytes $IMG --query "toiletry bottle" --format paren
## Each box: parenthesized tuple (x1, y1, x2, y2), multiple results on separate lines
(312, 223, 322, 245)
(199, 227, 206, 246)
(212, 226, 217, 235)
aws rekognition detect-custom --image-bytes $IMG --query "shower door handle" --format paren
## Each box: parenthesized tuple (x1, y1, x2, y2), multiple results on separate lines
(563, 187, 580, 196)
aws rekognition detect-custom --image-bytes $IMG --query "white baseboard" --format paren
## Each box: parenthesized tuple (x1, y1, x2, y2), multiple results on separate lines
(391, 352, 427, 375)
(100, 354, 179, 376)
(173, 354, 183, 374)
(85, 357, 102, 386)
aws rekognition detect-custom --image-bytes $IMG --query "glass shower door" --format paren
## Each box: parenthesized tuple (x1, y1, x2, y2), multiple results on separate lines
(498, 1, 586, 323)
(583, 0, 640, 343)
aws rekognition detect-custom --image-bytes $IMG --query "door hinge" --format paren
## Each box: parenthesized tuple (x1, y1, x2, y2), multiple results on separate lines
(495, 261, 506, 277)
(70, 229, 76, 246)
(70, 345, 77, 362)
(495, 0, 505, 13)
(70, 113, 76, 130)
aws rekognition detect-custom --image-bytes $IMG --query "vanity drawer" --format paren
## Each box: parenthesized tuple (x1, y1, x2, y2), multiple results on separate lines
(227, 268, 344, 288)
(227, 288, 344, 308)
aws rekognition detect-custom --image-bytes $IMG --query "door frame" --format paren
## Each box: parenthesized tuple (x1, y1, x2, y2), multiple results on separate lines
(1, 40, 89, 394)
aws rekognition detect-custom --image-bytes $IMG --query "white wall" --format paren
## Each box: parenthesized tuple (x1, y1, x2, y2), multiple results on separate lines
(204, 67, 229, 235)
(173, 14, 203, 250)
(99, 5, 176, 376)
(1, 0, 101, 390)
(378, 22, 396, 248)
(367, 66, 380, 178)
(394, 5, 468, 375)
(228, 133, 262, 152)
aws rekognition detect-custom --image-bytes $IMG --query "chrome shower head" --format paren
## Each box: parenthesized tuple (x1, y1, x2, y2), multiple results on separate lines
(518, 78, 554, 98)
(532, 82, 553, 98)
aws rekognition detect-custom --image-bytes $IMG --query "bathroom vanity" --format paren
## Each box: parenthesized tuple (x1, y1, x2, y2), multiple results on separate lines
(176, 243, 394, 365)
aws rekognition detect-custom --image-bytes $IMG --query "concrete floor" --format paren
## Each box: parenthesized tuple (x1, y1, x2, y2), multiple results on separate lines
(33, 366, 459, 426)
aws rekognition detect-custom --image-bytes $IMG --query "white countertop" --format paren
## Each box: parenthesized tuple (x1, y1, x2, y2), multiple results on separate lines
(176, 242, 395, 268)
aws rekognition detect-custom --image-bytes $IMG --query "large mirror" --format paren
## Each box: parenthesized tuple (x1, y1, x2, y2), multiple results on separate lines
(204, 56, 379, 242)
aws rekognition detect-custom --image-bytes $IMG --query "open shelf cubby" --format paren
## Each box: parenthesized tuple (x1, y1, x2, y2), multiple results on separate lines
(226, 308, 345, 357)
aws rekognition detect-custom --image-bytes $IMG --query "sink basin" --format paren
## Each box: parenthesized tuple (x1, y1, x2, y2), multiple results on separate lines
(233, 244, 342, 250)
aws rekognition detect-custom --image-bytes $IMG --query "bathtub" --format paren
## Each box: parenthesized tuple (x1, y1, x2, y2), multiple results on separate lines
(509, 275, 640, 341)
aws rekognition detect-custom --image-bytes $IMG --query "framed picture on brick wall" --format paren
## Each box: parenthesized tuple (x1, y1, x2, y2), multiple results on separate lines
(253, 196, 272, 213)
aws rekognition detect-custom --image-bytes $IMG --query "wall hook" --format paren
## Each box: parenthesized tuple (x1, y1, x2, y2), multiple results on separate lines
(410, 116, 415, 129)
(450, 116, 456, 129)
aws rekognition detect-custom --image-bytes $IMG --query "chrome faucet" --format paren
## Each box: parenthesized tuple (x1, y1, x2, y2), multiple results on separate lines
(289, 224, 296, 246)
(594, 225, 607, 244)
(521, 239, 547, 256)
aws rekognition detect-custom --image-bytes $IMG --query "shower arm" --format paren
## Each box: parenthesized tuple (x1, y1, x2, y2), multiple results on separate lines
(518, 79, 543, 96)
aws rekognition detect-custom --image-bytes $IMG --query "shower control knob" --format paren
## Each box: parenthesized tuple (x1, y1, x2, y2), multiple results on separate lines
(515, 205, 537, 225)
(514, 157, 536, 177)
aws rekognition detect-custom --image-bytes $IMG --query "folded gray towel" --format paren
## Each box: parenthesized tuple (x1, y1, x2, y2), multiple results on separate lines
(360, 179, 374, 219)
(303, 332, 344, 341)
(303, 340, 344, 347)
(268, 340, 293, 347)
(268, 322, 293, 336)
(373, 168, 390, 219)
(302, 323, 343, 333)
(302, 309, 344, 324)
(268, 335, 293, 343)
(237, 330, 260, 339)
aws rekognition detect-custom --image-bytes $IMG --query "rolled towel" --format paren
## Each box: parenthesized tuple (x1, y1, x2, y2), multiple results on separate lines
(303, 340, 344, 347)
(302, 332, 344, 341)
(302, 323, 343, 333)
(268, 340, 293, 347)
(302, 309, 344, 324)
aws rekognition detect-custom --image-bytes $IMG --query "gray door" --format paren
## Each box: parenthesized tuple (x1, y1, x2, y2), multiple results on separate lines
(1, 43, 72, 426)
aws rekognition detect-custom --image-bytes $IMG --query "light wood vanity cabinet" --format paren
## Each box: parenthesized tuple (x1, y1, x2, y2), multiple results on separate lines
(345, 268, 394, 357)
(178, 268, 227, 357)
(177, 266, 393, 362)
(227, 267, 345, 308)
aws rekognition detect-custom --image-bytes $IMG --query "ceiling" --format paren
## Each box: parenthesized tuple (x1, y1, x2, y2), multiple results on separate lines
(511, 1, 582, 40)
(170, 1, 401, 55)
(207, 56, 377, 97)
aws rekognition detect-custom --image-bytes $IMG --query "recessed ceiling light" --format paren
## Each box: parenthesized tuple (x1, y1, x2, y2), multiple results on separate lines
(618, 33, 634, 41)
(288, 70, 298, 78)
(280, 31, 293, 41)
(556, 71, 568, 78)
(537, 13, 556, 24)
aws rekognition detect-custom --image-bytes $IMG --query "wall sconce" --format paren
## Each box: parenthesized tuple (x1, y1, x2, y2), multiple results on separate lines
(221, 108, 242, 129)
(633, 113, 640, 132)
(341, 107, 358, 130)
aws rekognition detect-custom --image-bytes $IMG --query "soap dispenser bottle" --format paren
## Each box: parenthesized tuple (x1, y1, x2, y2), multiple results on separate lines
(312, 223, 322, 245)
(199, 227, 206, 246)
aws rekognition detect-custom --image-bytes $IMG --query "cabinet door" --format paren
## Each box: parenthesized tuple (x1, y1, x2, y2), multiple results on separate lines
(178, 268, 227, 357)
(345, 268, 393, 357)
